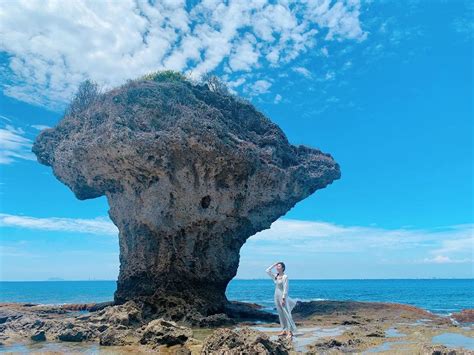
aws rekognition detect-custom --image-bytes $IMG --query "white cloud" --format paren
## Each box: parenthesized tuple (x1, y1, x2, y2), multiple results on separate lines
(1, 213, 472, 271)
(430, 235, 474, 255)
(0, 0, 367, 111)
(247, 79, 272, 95)
(228, 34, 260, 72)
(274, 94, 282, 104)
(421, 255, 472, 264)
(0, 115, 13, 122)
(4, 213, 471, 252)
(453, 17, 474, 40)
(227, 77, 246, 88)
(0, 213, 118, 236)
(305, 0, 368, 41)
(452, 0, 473, 41)
(31, 124, 52, 131)
(292, 66, 312, 78)
(248, 219, 474, 256)
(0, 124, 36, 164)
(324, 71, 336, 81)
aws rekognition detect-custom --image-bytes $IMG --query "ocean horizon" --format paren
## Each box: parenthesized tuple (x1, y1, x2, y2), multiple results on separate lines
(2, 279, 472, 317)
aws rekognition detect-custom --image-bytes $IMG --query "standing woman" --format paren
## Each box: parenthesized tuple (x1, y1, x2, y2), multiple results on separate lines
(266, 262, 297, 339)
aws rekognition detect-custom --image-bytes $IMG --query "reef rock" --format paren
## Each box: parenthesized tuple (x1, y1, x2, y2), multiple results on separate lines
(201, 327, 292, 354)
(140, 319, 193, 347)
(32, 76, 341, 321)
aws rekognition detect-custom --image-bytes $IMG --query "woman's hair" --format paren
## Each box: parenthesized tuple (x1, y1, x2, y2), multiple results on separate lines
(275, 261, 286, 279)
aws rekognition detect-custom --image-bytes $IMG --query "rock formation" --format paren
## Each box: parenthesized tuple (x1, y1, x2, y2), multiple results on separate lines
(31, 74, 341, 322)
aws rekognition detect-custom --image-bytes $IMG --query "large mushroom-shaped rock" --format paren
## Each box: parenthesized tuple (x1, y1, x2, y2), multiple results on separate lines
(32, 76, 340, 321)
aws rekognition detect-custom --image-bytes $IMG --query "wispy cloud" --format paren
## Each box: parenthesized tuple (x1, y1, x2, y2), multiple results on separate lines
(0, 124, 36, 164)
(247, 219, 474, 260)
(452, 1, 474, 41)
(2, 214, 472, 278)
(0, 115, 13, 123)
(0, 0, 367, 110)
(429, 236, 474, 255)
(0, 213, 118, 236)
(246, 79, 273, 96)
(421, 255, 472, 264)
(31, 124, 51, 131)
(0, 245, 40, 258)
(292, 66, 312, 78)
(1, 213, 471, 263)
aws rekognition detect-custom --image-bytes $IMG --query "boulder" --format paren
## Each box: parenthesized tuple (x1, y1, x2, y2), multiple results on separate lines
(140, 318, 193, 347)
(57, 326, 91, 342)
(201, 327, 291, 354)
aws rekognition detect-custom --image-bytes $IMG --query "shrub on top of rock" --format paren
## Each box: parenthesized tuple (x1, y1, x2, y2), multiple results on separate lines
(140, 70, 189, 83)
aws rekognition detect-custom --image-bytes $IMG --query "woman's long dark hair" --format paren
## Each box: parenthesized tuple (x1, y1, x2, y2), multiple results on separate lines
(275, 261, 286, 280)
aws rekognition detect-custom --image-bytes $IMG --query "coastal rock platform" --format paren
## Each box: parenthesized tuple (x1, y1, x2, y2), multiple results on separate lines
(1, 299, 472, 354)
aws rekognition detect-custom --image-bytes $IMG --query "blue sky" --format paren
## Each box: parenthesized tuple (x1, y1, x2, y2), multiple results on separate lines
(0, 0, 472, 281)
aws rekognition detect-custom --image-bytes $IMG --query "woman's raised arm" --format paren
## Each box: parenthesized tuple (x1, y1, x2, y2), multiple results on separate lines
(265, 263, 276, 280)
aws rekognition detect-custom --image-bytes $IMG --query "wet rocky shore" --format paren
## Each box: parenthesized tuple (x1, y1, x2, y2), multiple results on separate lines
(1, 299, 472, 354)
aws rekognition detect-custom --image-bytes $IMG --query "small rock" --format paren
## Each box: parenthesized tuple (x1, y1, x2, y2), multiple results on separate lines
(99, 327, 137, 346)
(312, 338, 358, 351)
(32, 319, 45, 328)
(366, 330, 384, 337)
(198, 313, 235, 327)
(97, 324, 108, 332)
(90, 301, 143, 326)
(341, 320, 360, 325)
(31, 331, 46, 341)
(140, 319, 193, 347)
(422, 344, 460, 355)
(201, 327, 291, 354)
(326, 339, 343, 347)
(57, 327, 89, 342)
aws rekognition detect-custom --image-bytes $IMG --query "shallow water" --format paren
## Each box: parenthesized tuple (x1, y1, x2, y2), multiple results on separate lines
(362, 340, 415, 353)
(431, 332, 474, 350)
(0, 342, 99, 353)
(0, 342, 154, 354)
(385, 327, 406, 338)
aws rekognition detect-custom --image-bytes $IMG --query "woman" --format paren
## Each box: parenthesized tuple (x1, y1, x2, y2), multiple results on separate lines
(265, 261, 297, 339)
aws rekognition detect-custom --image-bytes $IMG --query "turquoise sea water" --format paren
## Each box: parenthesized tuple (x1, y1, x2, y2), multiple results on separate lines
(0, 279, 472, 316)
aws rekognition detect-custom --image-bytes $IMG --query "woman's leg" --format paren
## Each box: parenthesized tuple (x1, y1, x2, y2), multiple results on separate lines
(281, 301, 297, 336)
(275, 297, 286, 335)
(277, 303, 289, 332)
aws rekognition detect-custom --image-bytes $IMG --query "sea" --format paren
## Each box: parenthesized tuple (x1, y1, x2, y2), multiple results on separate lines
(1, 279, 473, 317)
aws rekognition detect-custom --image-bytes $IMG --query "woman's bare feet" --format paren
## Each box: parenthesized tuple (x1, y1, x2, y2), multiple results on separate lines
(278, 330, 287, 336)
(286, 331, 293, 339)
